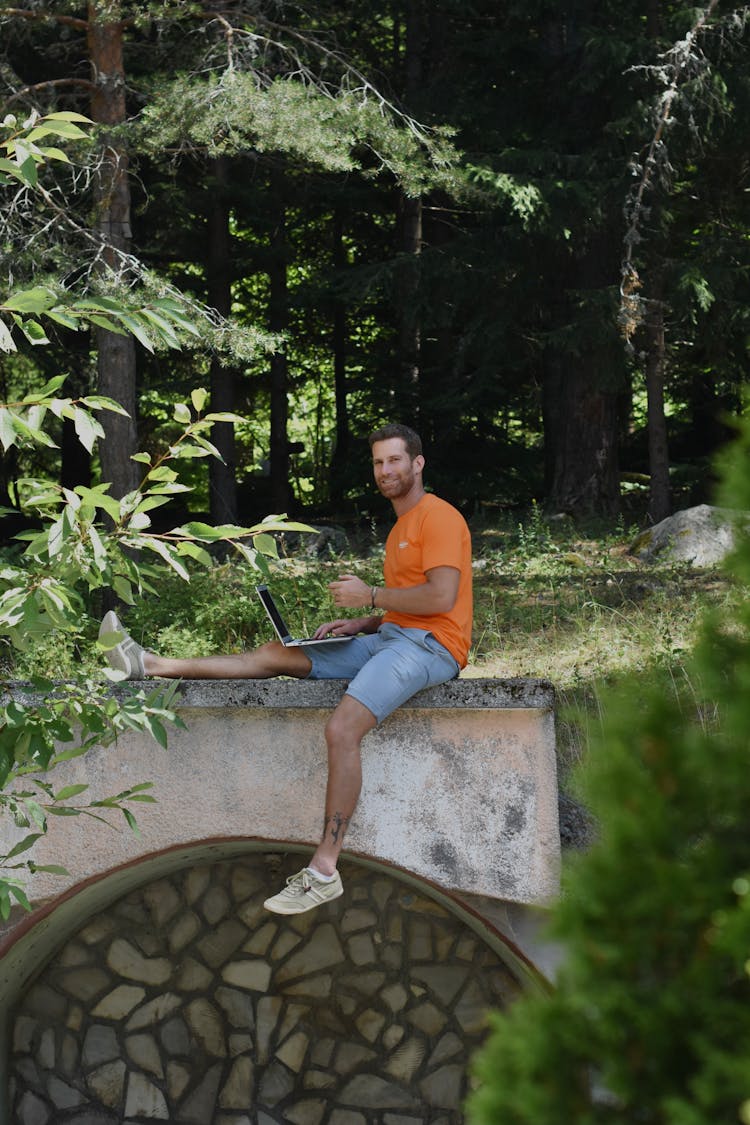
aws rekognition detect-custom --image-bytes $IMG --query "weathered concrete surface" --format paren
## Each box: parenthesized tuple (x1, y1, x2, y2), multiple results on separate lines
(2, 678, 559, 910)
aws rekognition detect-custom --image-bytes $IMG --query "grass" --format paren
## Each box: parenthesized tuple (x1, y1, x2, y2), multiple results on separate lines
(467, 513, 734, 774)
(5, 509, 737, 781)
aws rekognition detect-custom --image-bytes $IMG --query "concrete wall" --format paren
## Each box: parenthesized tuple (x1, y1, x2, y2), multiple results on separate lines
(0, 677, 559, 1124)
(2, 678, 559, 915)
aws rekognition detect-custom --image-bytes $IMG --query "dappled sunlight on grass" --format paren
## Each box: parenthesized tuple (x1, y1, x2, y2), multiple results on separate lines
(5, 512, 736, 778)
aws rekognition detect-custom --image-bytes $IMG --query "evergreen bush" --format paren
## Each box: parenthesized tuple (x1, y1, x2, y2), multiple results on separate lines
(468, 417, 750, 1125)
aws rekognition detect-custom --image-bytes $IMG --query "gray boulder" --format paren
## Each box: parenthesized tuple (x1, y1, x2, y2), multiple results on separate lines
(629, 504, 744, 567)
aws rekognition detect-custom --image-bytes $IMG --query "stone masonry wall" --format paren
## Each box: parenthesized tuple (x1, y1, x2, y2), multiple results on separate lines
(9, 853, 530, 1125)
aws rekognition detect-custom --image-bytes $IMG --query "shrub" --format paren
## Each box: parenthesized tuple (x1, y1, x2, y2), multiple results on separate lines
(468, 418, 750, 1125)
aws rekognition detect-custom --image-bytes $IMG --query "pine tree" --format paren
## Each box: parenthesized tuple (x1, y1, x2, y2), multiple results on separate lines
(468, 416, 750, 1123)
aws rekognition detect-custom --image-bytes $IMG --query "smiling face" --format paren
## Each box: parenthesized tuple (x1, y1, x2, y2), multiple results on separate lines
(371, 437, 425, 509)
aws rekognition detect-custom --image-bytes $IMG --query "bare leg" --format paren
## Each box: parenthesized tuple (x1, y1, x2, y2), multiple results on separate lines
(142, 640, 312, 680)
(309, 694, 377, 875)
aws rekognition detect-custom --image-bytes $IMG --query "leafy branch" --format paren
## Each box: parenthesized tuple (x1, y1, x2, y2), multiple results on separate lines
(0, 110, 312, 913)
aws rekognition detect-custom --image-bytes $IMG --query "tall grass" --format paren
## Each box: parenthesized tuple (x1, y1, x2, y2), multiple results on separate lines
(4, 510, 735, 779)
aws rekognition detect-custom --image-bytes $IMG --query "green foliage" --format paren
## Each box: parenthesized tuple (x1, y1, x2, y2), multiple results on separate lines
(0, 108, 90, 189)
(467, 419, 750, 1124)
(0, 109, 274, 366)
(138, 65, 458, 196)
(110, 554, 382, 661)
(0, 111, 311, 911)
(0, 375, 310, 913)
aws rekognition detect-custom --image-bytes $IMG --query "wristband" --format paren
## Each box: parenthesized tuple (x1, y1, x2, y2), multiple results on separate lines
(370, 586, 378, 610)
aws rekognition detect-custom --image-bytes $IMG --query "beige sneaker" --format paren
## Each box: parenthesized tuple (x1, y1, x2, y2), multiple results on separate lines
(99, 610, 147, 679)
(264, 868, 343, 915)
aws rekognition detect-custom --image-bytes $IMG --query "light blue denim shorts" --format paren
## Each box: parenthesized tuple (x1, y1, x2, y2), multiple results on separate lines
(303, 622, 460, 724)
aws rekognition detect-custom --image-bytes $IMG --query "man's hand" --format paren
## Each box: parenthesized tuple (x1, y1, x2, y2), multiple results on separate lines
(312, 617, 366, 640)
(329, 573, 372, 609)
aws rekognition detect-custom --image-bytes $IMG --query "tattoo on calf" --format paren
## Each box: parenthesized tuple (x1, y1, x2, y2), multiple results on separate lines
(324, 811, 350, 845)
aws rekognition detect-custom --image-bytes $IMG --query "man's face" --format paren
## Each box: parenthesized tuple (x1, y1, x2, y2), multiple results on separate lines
(371, 438, 424, 500)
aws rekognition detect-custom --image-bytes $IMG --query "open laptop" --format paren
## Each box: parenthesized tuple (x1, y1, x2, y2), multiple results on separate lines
(255, 584, 354, 647)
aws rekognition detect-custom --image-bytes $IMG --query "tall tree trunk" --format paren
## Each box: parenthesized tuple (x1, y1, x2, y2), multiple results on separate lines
(642, 5, 671, 524)
(268, 167, 290, 513)
(396, 193, 422, 418)
(206, 157, 238, 524)
(545, 360, 621, 517)
(88, 2, 138, 500)
(645, 283, 671, 523)
(329, 208, 350, 508)
(395, 0, 425, 420)
(546, 226, 623, 518)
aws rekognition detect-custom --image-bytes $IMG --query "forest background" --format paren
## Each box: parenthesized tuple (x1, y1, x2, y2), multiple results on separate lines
(2, 5, 750, 1116)
(2, 0, 749, 536)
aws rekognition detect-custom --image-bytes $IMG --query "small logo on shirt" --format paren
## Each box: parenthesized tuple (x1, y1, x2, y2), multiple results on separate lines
(399, 540, 410, 549)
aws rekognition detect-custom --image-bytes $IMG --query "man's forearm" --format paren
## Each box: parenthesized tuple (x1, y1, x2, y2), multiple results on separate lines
(329, 568, 458, 616)
(371, 581, 454, 617)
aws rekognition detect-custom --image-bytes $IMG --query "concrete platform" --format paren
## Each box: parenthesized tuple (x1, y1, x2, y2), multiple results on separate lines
(1, 677, 559, 911)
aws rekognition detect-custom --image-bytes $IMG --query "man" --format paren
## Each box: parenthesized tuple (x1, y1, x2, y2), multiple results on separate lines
(100, 424, 472, 915)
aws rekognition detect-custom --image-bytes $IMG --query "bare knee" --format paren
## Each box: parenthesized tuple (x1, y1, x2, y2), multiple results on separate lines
(325, 701, 375, 753)
(325, 712, 351, 752)
(250, 640, 310, 678)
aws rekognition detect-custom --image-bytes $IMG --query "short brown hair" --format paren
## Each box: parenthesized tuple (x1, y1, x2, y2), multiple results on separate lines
(368, 423, 423, 459)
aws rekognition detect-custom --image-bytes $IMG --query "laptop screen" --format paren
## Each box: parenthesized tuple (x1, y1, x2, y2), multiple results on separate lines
(255, 584, 292, 641)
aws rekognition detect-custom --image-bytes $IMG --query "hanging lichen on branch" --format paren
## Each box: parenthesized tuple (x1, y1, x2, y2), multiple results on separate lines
(619, 0, 745, 345)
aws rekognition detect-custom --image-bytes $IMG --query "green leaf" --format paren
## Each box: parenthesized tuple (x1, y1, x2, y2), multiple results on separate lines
(46, 308, 80, 331)
(45, 111, 93, 123)
(173, 402, 192, 424)
(122, 808, 140, 836)
(172, 521, 222, 542)
(4, 833, 43, 860)
(19, 155, 38, 187)
(3, 287, 56, 314)
(191, 388, 209, 412)
(147, 716, 168, 749)
(73, 485, 120, 522)
(0, 317, 16, 353)
(36, 374, 68, 397)
(53, 784, 89, 801)
(24, 800, 47, 829)
(19, 319, 50, 346)
(0, 156, 30, 184)
(176, 541, 213, 566)
(171, 443, 210, 459)
(131, 452, 152, 464)
(38, 146, 71, 164)
(192, 435, 223, 460)
(0, 409, 18, 449)
(80, 394, 130, 417)
(115, 312, 154, 352)
(253, 532, 278, 557)
(112, 575, 135, 604)
(26, 119, 89, 140)
(73, 408, 104, 453)
(9, 884, 31, 911)
(87, 314, 128, 336)
(204, 412, 245, 424)
(50, 745, 89, 765)
(142, 538, 190, 580)
(140, 308, 180, 347)
(146, 466, 178, 483)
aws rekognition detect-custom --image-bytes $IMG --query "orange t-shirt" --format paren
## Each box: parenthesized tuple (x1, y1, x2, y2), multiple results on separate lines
(382, 493, 473, 668)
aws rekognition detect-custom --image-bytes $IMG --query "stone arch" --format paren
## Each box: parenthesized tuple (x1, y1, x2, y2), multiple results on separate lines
(4, 842, 543, 1125)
